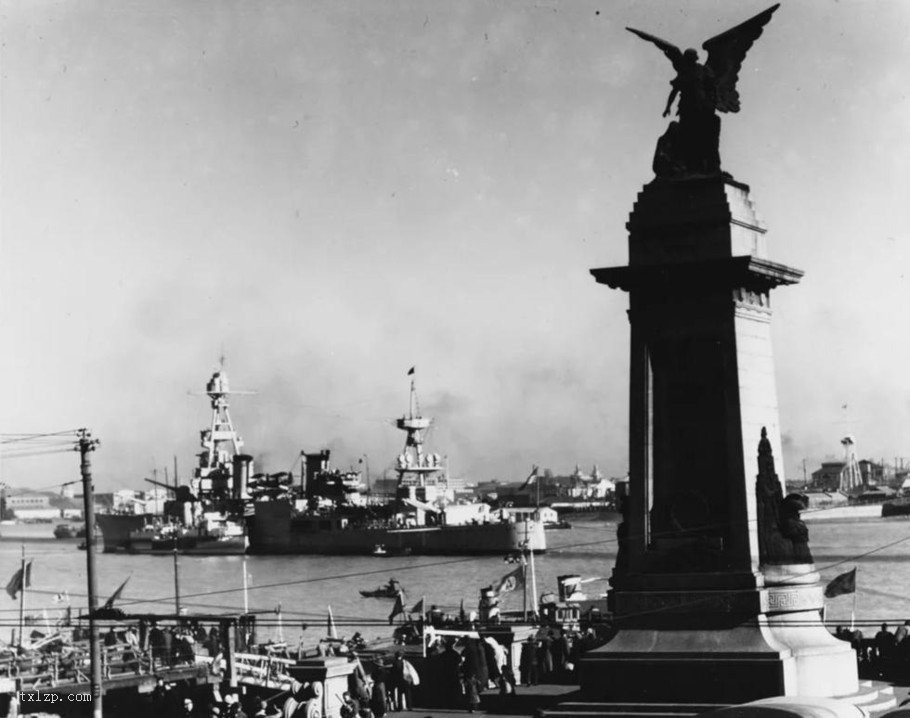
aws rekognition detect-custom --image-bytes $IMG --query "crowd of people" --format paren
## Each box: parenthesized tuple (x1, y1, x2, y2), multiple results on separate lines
(144, 677, 316, 717)
(341, 650, 419, 718)
(835, 621, 910, 680)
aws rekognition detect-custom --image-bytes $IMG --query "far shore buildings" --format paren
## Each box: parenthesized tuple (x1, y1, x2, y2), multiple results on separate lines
(1, 485, 169, 521)
(476, 465, 621, 507)
(803, 436, 904, 508)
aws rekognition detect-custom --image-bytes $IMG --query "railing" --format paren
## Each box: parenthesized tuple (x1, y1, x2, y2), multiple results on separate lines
(233, 652, 296, 689)
(0, 641, 202, 690)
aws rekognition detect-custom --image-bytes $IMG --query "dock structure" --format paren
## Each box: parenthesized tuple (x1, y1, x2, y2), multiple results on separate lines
(0, 610, 368, 717)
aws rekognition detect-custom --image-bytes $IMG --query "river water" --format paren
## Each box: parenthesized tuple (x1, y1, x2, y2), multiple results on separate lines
(2, 515, 910, 646)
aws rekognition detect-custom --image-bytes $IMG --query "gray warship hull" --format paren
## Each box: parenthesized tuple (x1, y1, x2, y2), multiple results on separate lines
(248, 501, 546, 555)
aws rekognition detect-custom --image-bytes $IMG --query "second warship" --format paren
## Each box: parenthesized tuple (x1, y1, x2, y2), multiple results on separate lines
(247, 374, 546, 555)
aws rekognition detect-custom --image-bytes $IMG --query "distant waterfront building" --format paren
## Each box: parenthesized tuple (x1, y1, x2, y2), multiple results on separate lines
(809, 436, 863, 493)
(6, 493, 58, 520)
(489, 464, 617, 507)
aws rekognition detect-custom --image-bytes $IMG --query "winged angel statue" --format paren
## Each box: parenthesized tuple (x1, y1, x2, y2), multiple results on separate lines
(627, 4, 779, 179)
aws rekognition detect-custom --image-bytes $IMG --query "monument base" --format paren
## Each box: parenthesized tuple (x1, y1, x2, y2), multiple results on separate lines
(578, 571, 857, 704)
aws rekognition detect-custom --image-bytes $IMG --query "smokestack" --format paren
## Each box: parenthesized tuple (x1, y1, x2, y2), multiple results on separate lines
(302, 450, 331, 499)
(232, 454, 253, 499)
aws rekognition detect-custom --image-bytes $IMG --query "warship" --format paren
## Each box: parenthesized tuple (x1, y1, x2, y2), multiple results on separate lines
(96, 365, 249, 554)
(247, 375, 546, 555)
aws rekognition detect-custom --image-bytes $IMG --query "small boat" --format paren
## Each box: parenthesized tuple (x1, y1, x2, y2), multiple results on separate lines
(359, 580, 404, 599)
(54, 524, 79, 539)
(372, 544, 388, 556)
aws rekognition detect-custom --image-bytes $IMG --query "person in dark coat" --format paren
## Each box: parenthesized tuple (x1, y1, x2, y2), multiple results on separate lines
(369, 667, 388, 718)
(537, 636, 554, 680)
(520, 638, 538, 686)
(463, 673, 481, 713)
(550, 630, 569, 676)
(439, 643, 464, 707)
(463, 639, 488, 687)
(389, 651, 412, 711)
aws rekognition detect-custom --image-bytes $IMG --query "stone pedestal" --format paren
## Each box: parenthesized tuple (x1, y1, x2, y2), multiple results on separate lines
(582, 176, 857, 706)
(289, 656, 355, 718)
(479, 624, 538, 684)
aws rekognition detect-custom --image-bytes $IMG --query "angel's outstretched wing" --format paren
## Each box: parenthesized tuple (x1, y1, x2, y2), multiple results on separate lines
(702, 4, 780, 113)
(626, 27, 683, 70)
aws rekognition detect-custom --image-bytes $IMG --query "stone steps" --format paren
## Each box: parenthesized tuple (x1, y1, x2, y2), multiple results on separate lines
(539, 682, 898, 718)
(843, 680, 897, 714)
(539, 701, 728, 718)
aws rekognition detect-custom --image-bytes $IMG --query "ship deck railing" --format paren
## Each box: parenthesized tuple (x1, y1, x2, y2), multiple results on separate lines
(0, 640, 208, 692)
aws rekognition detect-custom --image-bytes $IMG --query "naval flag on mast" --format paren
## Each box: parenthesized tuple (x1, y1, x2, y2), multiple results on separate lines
(494, 565, 525, 596)
(824, 568, 857, 598)
(5, 561, 32, 601)
(520, 465, 540, 490)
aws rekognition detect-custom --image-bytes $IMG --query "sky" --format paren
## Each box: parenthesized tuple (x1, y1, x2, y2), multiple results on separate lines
(1, 0, 909, 492)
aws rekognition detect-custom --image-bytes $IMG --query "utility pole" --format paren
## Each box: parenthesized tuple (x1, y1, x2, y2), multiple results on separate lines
(173, 545, 181, 616)
(77, 429, 102, 718)
(17, 545, 25, 650)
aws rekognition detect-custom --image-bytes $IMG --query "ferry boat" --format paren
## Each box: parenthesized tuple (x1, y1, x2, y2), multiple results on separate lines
(247, 373, 546, 556)
(97, 364, 249, 555)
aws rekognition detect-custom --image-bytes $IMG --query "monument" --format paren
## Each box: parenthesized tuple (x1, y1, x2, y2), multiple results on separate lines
(574, 4, 863, 709)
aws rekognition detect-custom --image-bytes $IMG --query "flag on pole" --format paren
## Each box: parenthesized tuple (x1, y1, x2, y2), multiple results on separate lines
(409, 597, 425, 615)
(6, 561, 32, 600)
(407, 367, 415, 376)
(494, 565, 525, 596)
(520, 465, 539, 490)
(103, 576, 130, 610)
(388, 590, 406, 625)
(327, 605, 338, 639)
(824, 568, 857, 598)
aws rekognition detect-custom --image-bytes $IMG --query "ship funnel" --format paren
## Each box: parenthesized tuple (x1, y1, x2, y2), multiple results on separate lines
(302, 450, 331, 498)
(232, 454, 253, 499)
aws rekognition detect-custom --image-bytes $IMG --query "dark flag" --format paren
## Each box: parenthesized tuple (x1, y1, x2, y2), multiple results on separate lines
(495, 565, 525, 596)
(824, 568, 857, 598)
(520, 465, 539, 490)
(407, 366, 415, 376)
(6, 561, 32, 600)
(409, 597, 425, 615)
(388, 590, 406, 624)
(103, 576, 130, 610)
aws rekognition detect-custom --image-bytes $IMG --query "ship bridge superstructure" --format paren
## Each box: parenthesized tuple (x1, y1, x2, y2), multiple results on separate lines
(395, 373, 446, 500)
(193, 365, 253, 497)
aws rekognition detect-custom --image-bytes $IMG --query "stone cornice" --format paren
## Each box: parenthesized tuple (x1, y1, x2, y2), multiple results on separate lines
(591, 256, 804, 294)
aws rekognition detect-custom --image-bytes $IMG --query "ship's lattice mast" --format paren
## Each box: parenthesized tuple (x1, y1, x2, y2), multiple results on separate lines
(197, 370, 244, 485)
(395, 376, 444, 489)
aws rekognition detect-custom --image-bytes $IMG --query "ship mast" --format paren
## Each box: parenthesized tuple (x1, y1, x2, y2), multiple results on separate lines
(395, 371, 444, 493)
(193, 359, 253, 495)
